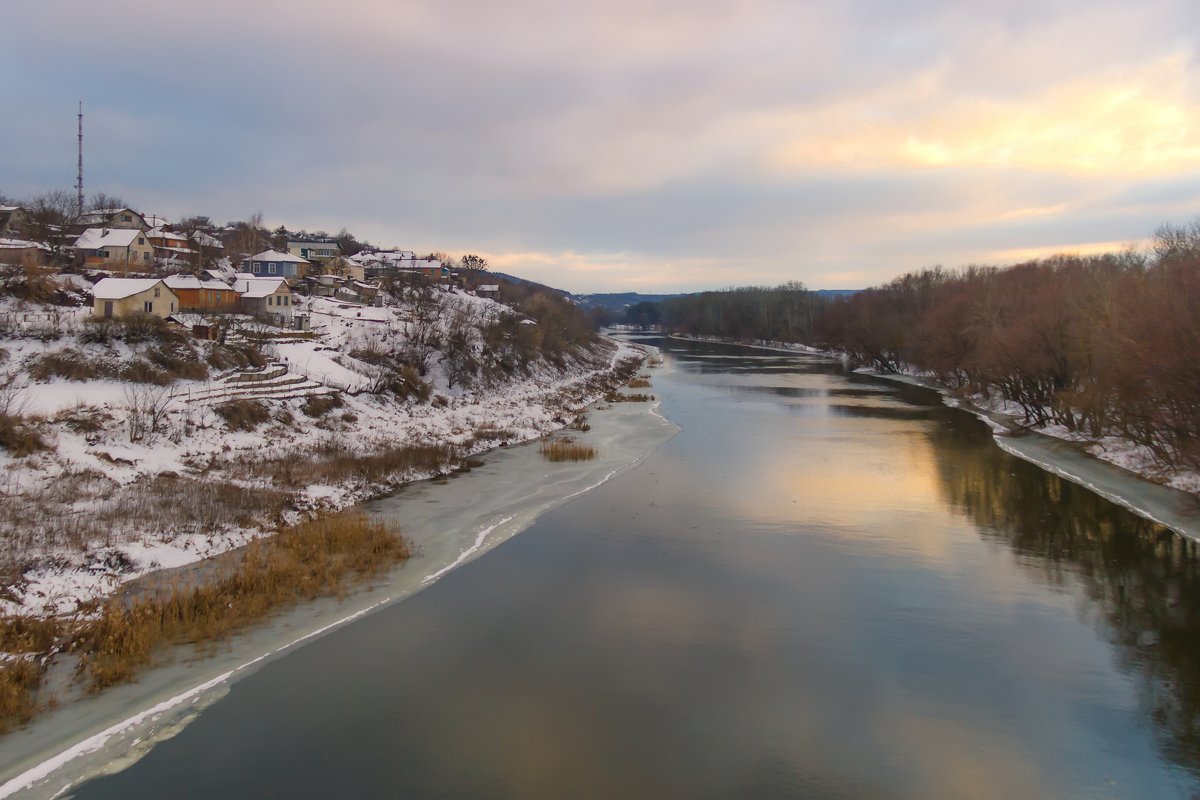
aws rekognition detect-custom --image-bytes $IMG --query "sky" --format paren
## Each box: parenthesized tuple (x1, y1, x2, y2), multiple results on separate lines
(2, 0, 1199, 293)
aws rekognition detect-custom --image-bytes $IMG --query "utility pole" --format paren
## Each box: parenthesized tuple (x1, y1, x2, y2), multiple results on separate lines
(76, 101, 84, 212)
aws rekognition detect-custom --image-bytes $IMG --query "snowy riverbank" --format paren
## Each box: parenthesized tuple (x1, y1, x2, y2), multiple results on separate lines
(0, 288, 643, 619)
(669, 334, 1200, 540)
(0, 347, 680, 799)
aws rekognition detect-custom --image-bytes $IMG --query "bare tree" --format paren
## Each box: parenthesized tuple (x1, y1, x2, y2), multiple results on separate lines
(22, 190, 82, 262)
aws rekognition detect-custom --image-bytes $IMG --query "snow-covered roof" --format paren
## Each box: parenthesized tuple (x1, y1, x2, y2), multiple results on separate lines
(74, 228, 143, 249)
(90, 277, 165, 300)
(234, 277, 289, 298)
(0, 205, 21, 213)
(148, 227, 189, 242)
(164, 274, 235, 291)
(477, 284, 500, 292)
(191, 231, 224, 248)
(248, 249, 309, 263)
(0, 238, 48, 250)
(396, 259, 443, 270)
(78, 208, 143, 225)
(154, 245, 195, 256)
(143, 215, 169, 228)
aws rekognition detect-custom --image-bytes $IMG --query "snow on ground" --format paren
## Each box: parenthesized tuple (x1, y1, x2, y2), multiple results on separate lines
(0, 287, 644, 618)
(854, 365, 1200, 497)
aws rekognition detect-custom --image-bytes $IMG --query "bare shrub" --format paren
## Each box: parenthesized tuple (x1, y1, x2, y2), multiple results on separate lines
(301, 393, 343, 418)
(124, 384, 172, 442)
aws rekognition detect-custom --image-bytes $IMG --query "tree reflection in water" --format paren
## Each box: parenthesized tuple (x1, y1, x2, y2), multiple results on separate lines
(927, 410, 1200, 777)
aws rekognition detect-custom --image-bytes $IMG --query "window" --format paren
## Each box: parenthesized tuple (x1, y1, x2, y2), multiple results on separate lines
(170, 302, 175, 312)
(98, 249, 109, 258)
(268, 296, 274, 306)
(138, 237, 145, 245)
(144, 301, 153, 313)
(144, 252, 150, 261)
(154, 287, 160, 297)
(252, 263, 261, 274)
(122, 214, 131, 222)
(268, 264, 277, 274)
(282, 295, 289, 306)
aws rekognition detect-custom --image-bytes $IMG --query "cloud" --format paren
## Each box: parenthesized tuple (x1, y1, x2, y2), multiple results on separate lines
(1, 0, 1198, 292)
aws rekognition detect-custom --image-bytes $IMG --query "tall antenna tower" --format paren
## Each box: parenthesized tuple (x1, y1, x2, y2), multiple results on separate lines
(76, 101, 84, 211)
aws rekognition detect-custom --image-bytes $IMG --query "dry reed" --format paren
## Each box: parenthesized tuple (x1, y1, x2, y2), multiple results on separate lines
(540, 439, 597, 462)
(73, 512, 409, 692)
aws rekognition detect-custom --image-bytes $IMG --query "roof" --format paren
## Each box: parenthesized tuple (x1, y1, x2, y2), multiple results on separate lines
(234, 277, 289, 298)
(0, 238, 48, 250)
(191, 231, 224, 248)
(74, 228, 143, 249)
(148, 227, 189, 242)
(248, 249, 309, 263)
(477, 284, 500, 292)
(78, 208, 143, 224)
(90, 278, 166, 300)
(164, 274, 235, 291)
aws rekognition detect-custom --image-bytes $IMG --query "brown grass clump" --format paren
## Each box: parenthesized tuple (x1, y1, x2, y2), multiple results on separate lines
(0, 615, 64, 732)
(0, 412, 47, 456)
(627, 376, 652, 388)
(604, 392, 655, 403)
(540, 439, 597, 462)
(229, 443, 457, 490)
(301, 393, 343, 418)
(214, 399, 271, 431)
(0, 659, 47, 733)
(73, 512, 409, 692)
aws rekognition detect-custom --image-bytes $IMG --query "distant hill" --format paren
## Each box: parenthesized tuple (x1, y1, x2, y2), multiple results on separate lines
(572, 292, 690, 312)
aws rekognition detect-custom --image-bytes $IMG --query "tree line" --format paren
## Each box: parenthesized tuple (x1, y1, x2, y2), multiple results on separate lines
(649, 222, 1200, 473)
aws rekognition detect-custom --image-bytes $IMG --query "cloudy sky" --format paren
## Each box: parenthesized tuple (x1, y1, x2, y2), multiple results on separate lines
(3, 1, 1199, 293)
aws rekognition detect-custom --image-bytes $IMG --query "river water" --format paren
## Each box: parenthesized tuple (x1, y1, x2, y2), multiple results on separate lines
(63, 336, 1200, 798)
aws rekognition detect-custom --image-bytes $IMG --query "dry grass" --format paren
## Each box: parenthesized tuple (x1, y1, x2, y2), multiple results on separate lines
(228, 443, 458, 490)
(214, 399, 271, 431)
(73, 512, 409, 692)
(301, 393, 343, 418)
(0, 412, 47, 457)
(0, 615, 63, 732)
(627, 376, 653, 388)
(540, 438, 597, 462)
(604, 392, 655, 403)
(0, 659, 46, 733)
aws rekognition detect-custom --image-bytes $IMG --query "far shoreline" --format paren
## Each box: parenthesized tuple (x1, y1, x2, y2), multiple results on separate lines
(667, 333, 1200, 542)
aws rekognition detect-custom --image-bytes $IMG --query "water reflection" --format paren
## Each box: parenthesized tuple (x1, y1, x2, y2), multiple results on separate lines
(66, 337, 1200, 799)
(927, 413, 1200, 778)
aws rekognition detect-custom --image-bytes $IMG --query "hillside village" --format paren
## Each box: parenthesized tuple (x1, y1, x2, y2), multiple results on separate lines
(0, 196, 643, 620)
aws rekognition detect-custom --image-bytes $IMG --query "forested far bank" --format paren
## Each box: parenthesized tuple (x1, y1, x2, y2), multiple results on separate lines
(648, 222, 1200, 477)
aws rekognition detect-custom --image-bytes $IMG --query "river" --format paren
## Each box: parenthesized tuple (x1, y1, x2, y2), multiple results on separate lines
(54, 335, 1200, 798)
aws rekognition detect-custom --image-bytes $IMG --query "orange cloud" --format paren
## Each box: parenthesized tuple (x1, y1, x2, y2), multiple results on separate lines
(769, 54, 1200, 177)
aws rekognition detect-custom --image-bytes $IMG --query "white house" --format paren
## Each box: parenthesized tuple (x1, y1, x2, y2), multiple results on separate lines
(74, 228, 155, 271)
(234, 275, 295, 326)
(91, 278, 179, 319)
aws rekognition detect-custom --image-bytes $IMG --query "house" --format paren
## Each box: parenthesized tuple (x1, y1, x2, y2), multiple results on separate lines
(243, 249, 311, 279)
(74, 228, 155, 272)
(91, 278, 179, 319)
(234, 275, 295, 326)
(286, 239, 341, 265)
(147, 227, 197, 267)
(321, 256, 365, 281)
(394, 259, 447, 281)
(0, 206, 27, 238)
(76, 208, 148, 231)
(164, 274, 240, 313)
(0, 238, 50, 268)
(476, 284, 500, 297)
